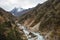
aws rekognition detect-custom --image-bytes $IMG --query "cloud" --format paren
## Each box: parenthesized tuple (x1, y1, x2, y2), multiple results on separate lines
(0, 0, 47, 11)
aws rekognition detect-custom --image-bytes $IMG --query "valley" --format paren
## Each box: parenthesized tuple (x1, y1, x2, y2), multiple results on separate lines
(0, 0, 60, 40)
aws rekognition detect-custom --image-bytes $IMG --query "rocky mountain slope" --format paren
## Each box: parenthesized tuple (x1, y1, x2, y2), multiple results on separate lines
(19, 0, 60, 40)
(0, 8, 27, 40)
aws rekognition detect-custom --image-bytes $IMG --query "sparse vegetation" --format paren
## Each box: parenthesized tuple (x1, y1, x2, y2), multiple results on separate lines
(0, 9, 27, 40)
(19, 0, 60, 40)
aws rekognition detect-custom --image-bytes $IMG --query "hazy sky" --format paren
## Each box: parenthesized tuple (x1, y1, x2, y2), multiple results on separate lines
(0, 0, 47, 11)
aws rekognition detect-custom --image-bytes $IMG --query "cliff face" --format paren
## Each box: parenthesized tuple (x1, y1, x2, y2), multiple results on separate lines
(19, 0, 60, 40)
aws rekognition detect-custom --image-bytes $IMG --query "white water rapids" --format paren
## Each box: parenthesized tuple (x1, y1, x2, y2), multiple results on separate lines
(17, 23, 45, 40)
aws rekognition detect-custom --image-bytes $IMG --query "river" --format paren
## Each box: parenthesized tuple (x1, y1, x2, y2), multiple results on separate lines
(17, 23, 45, 40)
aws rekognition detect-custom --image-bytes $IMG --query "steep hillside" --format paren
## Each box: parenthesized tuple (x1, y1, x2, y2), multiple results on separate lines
(0, 8, 27, 40)
(0, 8, 17, 22)
(19, 0, 60, 40)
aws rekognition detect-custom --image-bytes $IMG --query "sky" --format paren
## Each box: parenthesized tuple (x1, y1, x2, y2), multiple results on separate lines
(0, 0, 47, 11)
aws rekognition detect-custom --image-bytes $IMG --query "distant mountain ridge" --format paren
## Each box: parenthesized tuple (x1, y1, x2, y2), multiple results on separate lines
(11, 7, 32, 17)
(11, 7, 24, 16)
